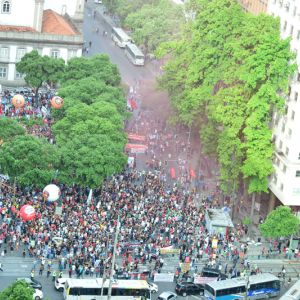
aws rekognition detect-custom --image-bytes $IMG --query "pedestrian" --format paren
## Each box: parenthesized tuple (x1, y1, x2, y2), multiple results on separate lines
(30, 270, 35, 280)
(52, 270, 57, 281)
(22, 249, 26, 258)
(39, 264, 44, 276)
(59, 271, 63, 278)
(47, 269, 51, 278)
(0, 262, 3, 272)
(68, 267, 72, 278)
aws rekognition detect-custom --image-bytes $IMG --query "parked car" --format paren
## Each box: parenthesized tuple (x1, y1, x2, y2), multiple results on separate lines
(33, 288, 43, 300)
(201, 267, 227, 280)
(17, 278, 42, 290)
(157, 291, 177, 300)
(175, 282, 204, 296)
(55, 277, 67, 292)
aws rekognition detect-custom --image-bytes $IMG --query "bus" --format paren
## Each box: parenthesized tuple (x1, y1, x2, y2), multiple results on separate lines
(279, 279, 300, 300)
(125, 43, 145, 66)
(63, 278, 151, 300)
(111, 27, 132, 48)
(204, 273, 280, 300)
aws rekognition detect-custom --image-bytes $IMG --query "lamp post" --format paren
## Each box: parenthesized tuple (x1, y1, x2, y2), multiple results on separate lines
(107, 213, 121, 300)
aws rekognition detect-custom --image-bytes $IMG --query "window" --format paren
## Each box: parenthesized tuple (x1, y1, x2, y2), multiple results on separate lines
(296, 171, 300, 177)
(15, 71, 23, 79)
(282, 165, 287, 173)
(273, 174, 278, 184)
(0, 65, 7, 78)
(281, 123, 285, 133)
(68, 49, 77, 59)
(290, 25, 294, 36)
(0, 46, 9, 58)
(16, 48, 26, 60)
(297, 30, 300, 40)
(51, 49, 60, 58)
(283, 21, 287, 31)
(2, 0, 10, 13)
(280, 183, 284, 191)
(297, 73, 300, 82)
(298, 153, 300, 160)
(285, 147, 289, 156)
(295, 92, 298, 101)
(293, 6, 297, 16)
(291, 110, 295, 120)
(279, 140, 283, 149)
(288, 128, 292, 136)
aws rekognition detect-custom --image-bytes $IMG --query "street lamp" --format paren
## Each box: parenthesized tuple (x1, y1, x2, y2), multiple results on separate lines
(107, 213, 121, 300)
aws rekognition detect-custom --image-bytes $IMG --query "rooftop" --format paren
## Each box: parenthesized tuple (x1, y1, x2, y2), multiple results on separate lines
(0, 25, 36, 33)
(42, 9, 78, 36)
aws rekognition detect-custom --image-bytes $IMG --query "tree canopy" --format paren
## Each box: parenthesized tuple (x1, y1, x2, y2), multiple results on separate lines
(260, 206, 300, 238)
(0, 118, 25, 142)
(16, 50, 65, 92)
(0, 135, 59, 188)
(0, 280, 34, 300)
(158, 0, 296, 194)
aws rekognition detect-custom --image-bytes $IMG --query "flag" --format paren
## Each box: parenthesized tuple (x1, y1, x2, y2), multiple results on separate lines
(87, 189, 93, 204)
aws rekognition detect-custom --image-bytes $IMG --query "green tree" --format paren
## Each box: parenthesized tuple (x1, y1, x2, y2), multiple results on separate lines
(0, 118, 25, 142)
(260, 206, 299, 238)
(0, 135, 59, 188)
(16, 50, 65, 95)
(158, 0, 295, 195)
(124, 0, 184, 53)
(62, 55, 121, 86)
(0, 281, 34, 300)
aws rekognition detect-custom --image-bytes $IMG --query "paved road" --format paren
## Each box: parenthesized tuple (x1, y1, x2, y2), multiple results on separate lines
(83, 1, 158, 86)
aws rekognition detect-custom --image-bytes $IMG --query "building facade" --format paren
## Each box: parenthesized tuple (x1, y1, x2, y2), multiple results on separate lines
(267, 0, 300, 207)
(238, 0, 269, 15)
(0, 0, 84, 86)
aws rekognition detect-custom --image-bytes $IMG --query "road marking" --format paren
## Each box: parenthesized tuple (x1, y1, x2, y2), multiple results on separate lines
(190, 296, 202, 300)
(20, 265, 28, 268)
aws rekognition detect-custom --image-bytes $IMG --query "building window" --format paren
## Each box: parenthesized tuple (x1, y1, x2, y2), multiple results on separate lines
(290, 25, 294, 36)
(293, 6, 297, 16)
(0, 65, 7, 78)
(285, 147, 289, 156)
(281, 123, 285, 133)
(288, 128, 292, 136)
(297, 72, 300, 82)
(16, 48, 26, 61)
(15, 71, 23, 79)
(283, 21, 287, 31)
(51, 49, 60, 59)
(297, 30, 300, 40)
(298, 152, 300, 160)
(282, 165, 287, 173)
(279, 140, 283, 149)
(296, 171, 300, 177)
(0, 46, 9, 58)
(280, 183, 284, 191)
(291, 110, 295, 120)
(2, 0, 10, 13)
(273, 173, 277, 185)
(68, 49, 77, 59)
(295, 92, 298, 101)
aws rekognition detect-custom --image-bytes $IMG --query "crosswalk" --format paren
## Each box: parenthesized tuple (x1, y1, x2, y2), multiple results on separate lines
(0, 257, 35, 277)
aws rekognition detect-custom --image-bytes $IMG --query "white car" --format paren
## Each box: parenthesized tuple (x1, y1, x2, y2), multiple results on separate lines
(148, 282, 158, 293)
(157, 291, 177, 300)
(94, 0, 102, 3)
(55, 277, 67, 292)
(33, 289, 43, 300)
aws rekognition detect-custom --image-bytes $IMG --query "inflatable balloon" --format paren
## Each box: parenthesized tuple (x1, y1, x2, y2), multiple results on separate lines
(43, 184, 61, 202)
(50, 96, 64, 109)
(20, 205, 36, 221)
(12, 94, 25, 108)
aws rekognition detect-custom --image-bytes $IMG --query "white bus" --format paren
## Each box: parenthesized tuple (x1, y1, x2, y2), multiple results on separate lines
(204, 273, 280, 300)
(279, 279, 300, 300)
(125, 43, 145, 66)
(63, 278, 151, 300)
(111, 27, 132, 48)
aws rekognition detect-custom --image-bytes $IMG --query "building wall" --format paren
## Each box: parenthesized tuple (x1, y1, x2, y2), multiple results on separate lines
(267, 0, 300, 206)
(0, 0, 36, 28)
(239, 0, 269, 15)
(43, 0, 84, 19)
(0, 32, 83, 86)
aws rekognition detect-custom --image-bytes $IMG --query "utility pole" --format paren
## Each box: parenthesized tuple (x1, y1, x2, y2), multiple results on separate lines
(107, 214, 120, 300)
(249, 193, 256, 238)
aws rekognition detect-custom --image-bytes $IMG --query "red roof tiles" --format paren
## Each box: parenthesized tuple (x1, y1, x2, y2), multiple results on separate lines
(0, 25, 36, 32)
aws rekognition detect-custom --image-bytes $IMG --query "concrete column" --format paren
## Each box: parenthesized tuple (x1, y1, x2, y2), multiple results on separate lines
(268, 192, 276, 213)
(33, 0, 45, 32)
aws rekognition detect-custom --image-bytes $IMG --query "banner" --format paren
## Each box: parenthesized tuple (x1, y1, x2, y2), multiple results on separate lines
(127, 133, 146, 142)
(212, 238, 218, 249)
(194, 275, 218, 284)
(180, 262, 190, 273)
(160, 248, 180, 255)
(154, 273, 174, 282)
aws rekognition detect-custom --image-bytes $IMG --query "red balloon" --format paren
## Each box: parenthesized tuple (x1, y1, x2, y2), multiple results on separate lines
(20, 205, 36, 221)
(50, 96, 64, 109)
(11, 206, 17, 214)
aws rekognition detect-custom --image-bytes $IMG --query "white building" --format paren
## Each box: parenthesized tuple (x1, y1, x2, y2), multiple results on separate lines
(267, 0, 300, 207)
(0, 0, 84, 86)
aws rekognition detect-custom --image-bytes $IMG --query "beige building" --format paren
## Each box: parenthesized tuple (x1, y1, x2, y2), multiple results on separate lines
(238, 0, 269, 15)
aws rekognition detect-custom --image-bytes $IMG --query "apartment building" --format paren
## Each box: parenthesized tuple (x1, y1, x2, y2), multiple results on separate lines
(267, 0, 300, 208)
